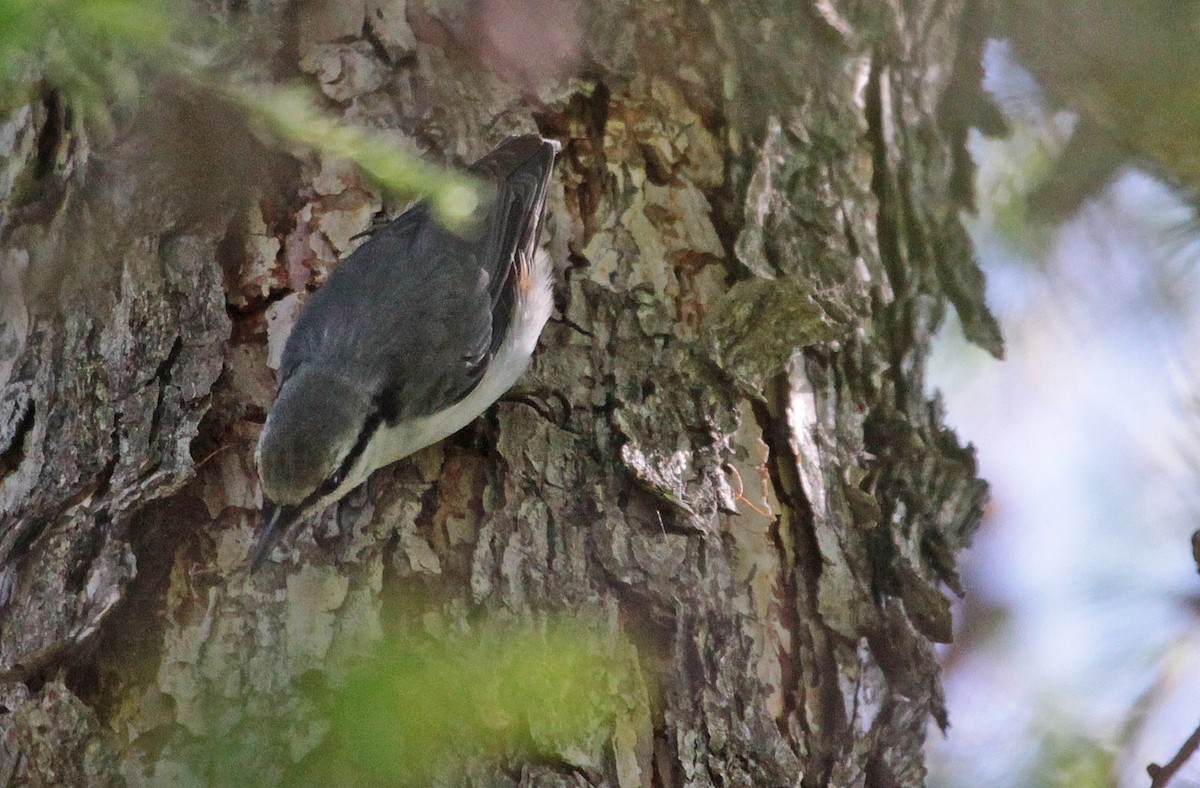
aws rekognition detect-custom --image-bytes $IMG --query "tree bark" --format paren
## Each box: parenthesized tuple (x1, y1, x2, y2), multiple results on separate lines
(0, 1, 996, 785)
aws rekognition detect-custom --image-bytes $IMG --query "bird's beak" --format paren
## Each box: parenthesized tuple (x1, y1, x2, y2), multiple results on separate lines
(250, 499, 303, 572)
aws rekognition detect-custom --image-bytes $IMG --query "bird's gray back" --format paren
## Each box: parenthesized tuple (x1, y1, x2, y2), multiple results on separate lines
(279, 136, 556, 427)
(280, 208, 492, 424)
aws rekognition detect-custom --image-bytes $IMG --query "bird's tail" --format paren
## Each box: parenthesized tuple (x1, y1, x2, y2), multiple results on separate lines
(470, 135, 559, 351)
(471, 134, 559, 268)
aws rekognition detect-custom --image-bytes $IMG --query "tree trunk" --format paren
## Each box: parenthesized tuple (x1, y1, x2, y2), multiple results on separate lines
(0, 1, 997, 785)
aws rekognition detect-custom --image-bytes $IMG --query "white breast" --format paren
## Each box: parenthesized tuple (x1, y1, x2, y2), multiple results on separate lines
(336, 252, 554, 500)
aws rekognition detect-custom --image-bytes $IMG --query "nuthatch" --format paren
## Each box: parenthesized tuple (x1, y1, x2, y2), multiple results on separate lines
(252, 136, 559, 569)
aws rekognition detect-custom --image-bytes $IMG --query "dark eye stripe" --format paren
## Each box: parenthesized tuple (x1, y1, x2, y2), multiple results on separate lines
(312, 410, 384, 500)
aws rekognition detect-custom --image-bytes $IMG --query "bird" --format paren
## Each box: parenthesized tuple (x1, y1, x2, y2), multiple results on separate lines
(251, 135, 559, 569)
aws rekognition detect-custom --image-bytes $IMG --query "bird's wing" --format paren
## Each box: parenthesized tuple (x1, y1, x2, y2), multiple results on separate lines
(279, 136, 556, 425)
(280, 210, 492, 424)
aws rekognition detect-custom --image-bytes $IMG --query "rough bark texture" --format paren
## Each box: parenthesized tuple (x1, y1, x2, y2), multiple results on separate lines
(0, 1, 996, 785)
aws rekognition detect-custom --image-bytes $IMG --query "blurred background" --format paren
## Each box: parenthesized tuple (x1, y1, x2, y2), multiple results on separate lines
(926, 42, 1200, 788)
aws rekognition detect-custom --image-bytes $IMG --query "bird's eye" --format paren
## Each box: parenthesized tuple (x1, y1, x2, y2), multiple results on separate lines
(318, 465, 349, 497)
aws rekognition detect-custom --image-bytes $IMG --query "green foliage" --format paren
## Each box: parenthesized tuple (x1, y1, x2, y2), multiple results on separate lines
(1028, 729, 1115, 788)
(299, 622, 635, 784)
(0, 0, 175, 118)
(968, 118, 1063, 260)
(0, 0, 482, 226)
(242, 87, 483, 226)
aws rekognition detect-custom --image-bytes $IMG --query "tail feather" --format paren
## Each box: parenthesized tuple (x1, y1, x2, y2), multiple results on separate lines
(473, 136, 559, 360)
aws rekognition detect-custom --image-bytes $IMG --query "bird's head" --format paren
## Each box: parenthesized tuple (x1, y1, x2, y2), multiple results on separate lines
(252, 366, 377, 568)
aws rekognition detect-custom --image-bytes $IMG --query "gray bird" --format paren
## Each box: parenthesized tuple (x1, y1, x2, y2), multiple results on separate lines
(252, 135, 559, 569)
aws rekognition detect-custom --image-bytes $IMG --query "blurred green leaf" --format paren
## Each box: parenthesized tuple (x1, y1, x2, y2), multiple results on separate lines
(969, 118, 1063, 260)
(235, 86, 485, 229)
(296, 621, 636, 784)
(70, 0, 178, 50)
(1029, 729, 1115, 788)
(0, 0, 482, 228)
